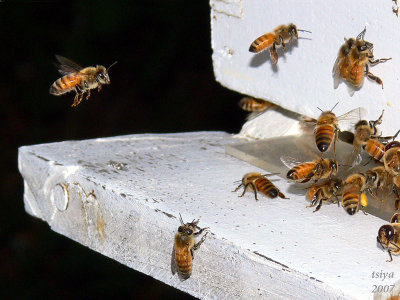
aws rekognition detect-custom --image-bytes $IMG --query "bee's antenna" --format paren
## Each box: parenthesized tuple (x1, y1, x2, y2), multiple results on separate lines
(261, 173, 281, 177)
(357, 26, 367, 40)
(317, 107, 323, 112)
(330, 102, 339, 112)
(179, 213, 184, 225)
(107, 61, 118, 71)
(297, 29, 312, 34)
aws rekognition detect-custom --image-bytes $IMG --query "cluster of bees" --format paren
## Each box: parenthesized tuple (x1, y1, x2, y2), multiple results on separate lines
(236, 24, 400, 264)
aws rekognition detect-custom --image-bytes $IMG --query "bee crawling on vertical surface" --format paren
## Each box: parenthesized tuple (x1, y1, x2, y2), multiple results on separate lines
(172, 214, 209, 279)
(332, 27, 391, 96)
(377, 213, 400, 262)
(233, 172, 288, 200)
(248, 23, 311, 64)
(49, 55, 117, 107)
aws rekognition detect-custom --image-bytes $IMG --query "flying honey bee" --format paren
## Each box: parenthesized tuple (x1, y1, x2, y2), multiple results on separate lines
(306, 178, 343, 212)
(377, 212, 400, 262)
(248, 23, 311, 64)
(342, 173, 368, 215)
(238, 97, 277, 113)
(233, 172, 287, 200)
(173, 214, 208, 279)
(49, 55, 117, 107)
(301, 104, 365, 156)
(333, 27, 391, 96)
(281, 156, 338, 183)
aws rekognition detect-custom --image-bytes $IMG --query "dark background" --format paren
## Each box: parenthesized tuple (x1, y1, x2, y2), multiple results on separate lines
(0, 2, 245, 299)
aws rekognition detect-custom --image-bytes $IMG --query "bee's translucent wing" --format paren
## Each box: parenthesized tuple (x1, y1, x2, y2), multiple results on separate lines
(280, 155, 302, 170)
(337, 107, 367, 132)
(332, 56, 343, 89)
(54, 55, 83, 75)
(299, 116, 317, 133)
(345, 147, 363, 168)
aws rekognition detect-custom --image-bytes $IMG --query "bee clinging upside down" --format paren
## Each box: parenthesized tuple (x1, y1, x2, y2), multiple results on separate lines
(249, 23, 311, 64)
(333, 27, 391, 96)
(377, 213, 400, 262)
(173, 214, 208, 279)
(233, 172, 287, 200)
(238, 97, 277, 113)
(49, 55, 117, 107)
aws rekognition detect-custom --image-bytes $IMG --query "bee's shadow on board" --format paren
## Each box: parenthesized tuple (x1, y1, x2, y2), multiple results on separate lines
(248, 39, 299, 73)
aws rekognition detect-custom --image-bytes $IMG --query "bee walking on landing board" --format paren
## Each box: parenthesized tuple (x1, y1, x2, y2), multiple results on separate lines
(248, 23, 311, 64)
(233, 172, 288, 200)
(172, 214, 208, 279)
(49, 55, 117, 107)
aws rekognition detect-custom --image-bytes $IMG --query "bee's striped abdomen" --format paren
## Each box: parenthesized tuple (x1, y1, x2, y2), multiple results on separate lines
(50, 74, 81, 95)
(174, 246, 192, 278)
(255, 178, 278, 198)
(287, 162, 315, 180)
(249, 33, 276, 53)
(315, 125, 335, 152)
(365, 139, 385, 162)
(342, 186, 360, 215)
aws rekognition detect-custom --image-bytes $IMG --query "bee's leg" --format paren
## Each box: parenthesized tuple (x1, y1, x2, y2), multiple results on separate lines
(250, 183, 258, 200)
(270, 43, 278, 65)
(365, 65, 384, 88)
(194, 227, 209, 236)
(72, 88, 84, 107)
(98, 84, 102, 92)
(279, 35, 286, 51)
(300, 178, 311, 183)
(387, 249, 393, 262)
(239, 183, 251, 198)
(193, 232, 208, 252)
(368, 57, 392, 66)
(335, 196, 340, 207)
(233, 183, 243, 193)
(313, 200, 323, 213)
(85, 88, 91, 100)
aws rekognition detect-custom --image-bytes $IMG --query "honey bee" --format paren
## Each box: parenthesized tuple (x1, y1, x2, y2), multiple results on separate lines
(238, 97, 277, 113)
(281, 156, 338, 183)
(173, 214, 208, 279)
(49, 55, 117, 107)
(248, 23, 311, 64)
(384, 141, 400, 176)
(302, 104, 365, 155)
(306, 178, 343, 212)
(377, 213, 400, 262)
(345, 110, 385, 166)
(233, 172, 287, 200)
(333, 27, 391, 96)
(365, 166, 392, 205)
(342, 173, 368, 215)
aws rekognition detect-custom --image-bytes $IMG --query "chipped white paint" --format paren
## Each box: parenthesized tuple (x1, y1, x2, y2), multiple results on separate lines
(211, 0, 400, 139)
(18, 132, 400, 299)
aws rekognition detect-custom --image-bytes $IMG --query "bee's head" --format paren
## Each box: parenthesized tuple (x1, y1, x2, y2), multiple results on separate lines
(96, 66, 110, 84)
(288, 23, 298, 37)
(330, 160, 338, 173)
(378, 225, 395, 245)
(178, 225, 194, 236)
